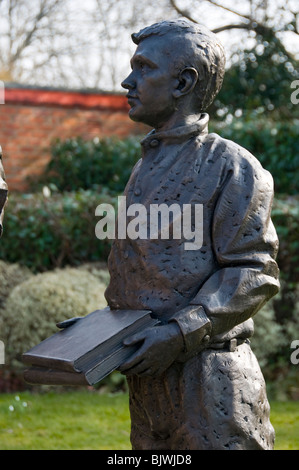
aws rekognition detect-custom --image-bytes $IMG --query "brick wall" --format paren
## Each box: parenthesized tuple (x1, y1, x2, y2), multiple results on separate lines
(0, 85, 149, 191)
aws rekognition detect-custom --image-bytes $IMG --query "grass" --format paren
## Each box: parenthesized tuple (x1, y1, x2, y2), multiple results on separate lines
(270, 401, 299, 450)
(0, 390, 131, 450)
(0, 390, 298, 450)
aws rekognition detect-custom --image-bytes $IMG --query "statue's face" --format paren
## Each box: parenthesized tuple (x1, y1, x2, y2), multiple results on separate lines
(122, 35, 178, 128)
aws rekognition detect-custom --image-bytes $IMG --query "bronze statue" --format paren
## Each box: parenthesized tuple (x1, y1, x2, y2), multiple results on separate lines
(104, 20, 280, 450)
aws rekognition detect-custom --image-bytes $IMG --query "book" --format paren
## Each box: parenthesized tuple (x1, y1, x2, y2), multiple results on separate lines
(22, 307, 157, 386)
(24, 367, 89, 386)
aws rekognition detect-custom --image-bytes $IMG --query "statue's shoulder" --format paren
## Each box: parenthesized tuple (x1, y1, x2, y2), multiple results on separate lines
(205, 131, 267, 173)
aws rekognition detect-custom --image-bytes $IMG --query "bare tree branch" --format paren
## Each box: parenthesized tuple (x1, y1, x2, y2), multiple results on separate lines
(8, 0, 63, 66)
(169, 0, 198, 23)
(205, 0, 252, 21)
(169, 0, 299, 37)
(212, 23, 251, 34)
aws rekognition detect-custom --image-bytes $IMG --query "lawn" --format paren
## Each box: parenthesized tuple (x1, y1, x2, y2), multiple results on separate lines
(0, 390, 298, 450)
(0, 390, 131, 450)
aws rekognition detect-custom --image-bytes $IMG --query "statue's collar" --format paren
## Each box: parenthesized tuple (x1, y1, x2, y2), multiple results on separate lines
(141, 113, 209, 150)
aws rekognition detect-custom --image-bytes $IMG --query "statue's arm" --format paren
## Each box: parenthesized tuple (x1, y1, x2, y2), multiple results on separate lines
(169, 156, 280, 360)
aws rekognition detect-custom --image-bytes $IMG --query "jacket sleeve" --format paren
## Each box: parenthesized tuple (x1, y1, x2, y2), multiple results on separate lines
(170, 150, 280, 357)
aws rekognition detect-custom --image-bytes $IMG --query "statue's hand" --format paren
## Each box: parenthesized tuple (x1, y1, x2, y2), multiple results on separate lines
(56, 317, 83, 329)
(118, 323, 184, 377)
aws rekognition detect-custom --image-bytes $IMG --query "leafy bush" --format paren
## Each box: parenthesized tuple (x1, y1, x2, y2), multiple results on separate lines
(251, 286, 299, 368)
(0, 267, 108, 368)
(251, 283, 299, 401)
(271, 196, 299, 284)
(212, 35, 299, 121)
(77, 262, 111, 287)
(0, 260, 32, 309)
(30, 136, 142, 194)
(0, 190, 116, 271)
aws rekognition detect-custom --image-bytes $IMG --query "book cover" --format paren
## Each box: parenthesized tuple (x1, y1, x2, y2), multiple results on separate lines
(22, 307, 157, 386)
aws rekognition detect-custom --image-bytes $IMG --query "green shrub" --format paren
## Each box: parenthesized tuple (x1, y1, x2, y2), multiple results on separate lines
(30, 136, 142, 194)
(0, 260, 32, 309)
(251, 283, 299, 400)
(212, 35, 299, 121)
(271, 196, 299, 284)
(0, 267, 108, 367)
(78, 261, 110, 286)
(251, 302, 285, 370)
(269, 196, 299, 332)
(0, 190, 116, 271)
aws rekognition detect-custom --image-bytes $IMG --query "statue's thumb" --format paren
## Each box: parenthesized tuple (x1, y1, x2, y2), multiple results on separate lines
(123, 333, 144, 347)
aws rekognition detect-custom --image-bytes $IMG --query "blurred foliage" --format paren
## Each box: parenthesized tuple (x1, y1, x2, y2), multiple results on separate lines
(212, 32, 299, 121)
(0, 190, 116, 272)
(272, 196, 299, 284)
(0, 260, 32, 309)
(30, 136, 142, 194)
(271, 196, 299, 338)
(251, 284, 299, 401)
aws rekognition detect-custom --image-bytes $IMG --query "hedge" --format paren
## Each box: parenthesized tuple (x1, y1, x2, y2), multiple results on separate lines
(0, 190, 116, 272)
(29, 136, 142, 194)
(29, 120, 299, 196)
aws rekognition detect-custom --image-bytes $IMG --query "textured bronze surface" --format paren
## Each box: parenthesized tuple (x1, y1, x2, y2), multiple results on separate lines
(105, 19, 279, 450)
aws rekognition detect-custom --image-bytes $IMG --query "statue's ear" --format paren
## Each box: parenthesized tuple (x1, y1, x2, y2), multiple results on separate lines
(173, 67, 198, 99)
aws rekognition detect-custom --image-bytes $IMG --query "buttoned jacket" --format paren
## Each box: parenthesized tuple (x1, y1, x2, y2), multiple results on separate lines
(105, 114, 279, 354)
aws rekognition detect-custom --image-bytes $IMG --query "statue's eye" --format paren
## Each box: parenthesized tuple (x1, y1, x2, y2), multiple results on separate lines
(138, 60, 146, 71)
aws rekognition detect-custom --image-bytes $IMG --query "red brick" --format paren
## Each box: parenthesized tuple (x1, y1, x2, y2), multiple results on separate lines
(0, 86, 150, 191)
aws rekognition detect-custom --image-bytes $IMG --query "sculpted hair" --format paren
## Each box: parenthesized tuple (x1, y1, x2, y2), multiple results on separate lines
(132, 19, 226, 112)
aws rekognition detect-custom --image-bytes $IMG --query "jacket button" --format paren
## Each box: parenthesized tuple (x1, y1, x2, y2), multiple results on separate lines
(202, 335, 210, 345)
(134, 187, 141, 196)
(150, 139, 159, 148)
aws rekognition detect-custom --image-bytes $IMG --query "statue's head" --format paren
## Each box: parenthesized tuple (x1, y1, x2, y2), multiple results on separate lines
(122, 19, 226, 128)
